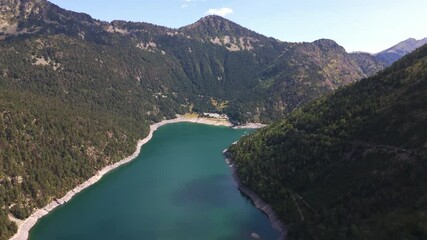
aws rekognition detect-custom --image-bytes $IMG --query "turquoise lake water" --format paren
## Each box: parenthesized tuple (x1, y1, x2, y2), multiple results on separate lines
(29, 123, 279, 240)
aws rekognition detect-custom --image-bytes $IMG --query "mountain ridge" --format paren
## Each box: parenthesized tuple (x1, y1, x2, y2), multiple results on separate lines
(375, 37, 427, 65)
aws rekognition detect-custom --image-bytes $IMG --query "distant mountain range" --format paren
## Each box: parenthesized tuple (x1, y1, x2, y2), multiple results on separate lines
(375, 37, 427, 65)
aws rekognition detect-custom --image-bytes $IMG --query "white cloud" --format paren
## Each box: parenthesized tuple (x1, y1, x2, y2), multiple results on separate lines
(205, 7, 233, 17)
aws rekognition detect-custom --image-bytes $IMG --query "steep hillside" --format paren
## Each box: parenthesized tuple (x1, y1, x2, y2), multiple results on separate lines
(0, 0, 387, 238)
(228, 45, 427, 239)
(0, 0, 386, 122)
(241, 40, 385, 120)
(375, 37, 427, 65)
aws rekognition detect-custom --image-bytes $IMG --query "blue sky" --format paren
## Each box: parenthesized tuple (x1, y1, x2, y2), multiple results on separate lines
(49, 0, 427, 53)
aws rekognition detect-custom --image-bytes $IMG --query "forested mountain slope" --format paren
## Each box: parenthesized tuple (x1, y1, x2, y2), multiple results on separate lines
(228, 45, 427, 239)
(0, 0, 386, 238)
(0, 0, 385, 121)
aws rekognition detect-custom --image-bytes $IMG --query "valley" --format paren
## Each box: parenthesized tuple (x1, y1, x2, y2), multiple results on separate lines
(0, 0, 426, 239)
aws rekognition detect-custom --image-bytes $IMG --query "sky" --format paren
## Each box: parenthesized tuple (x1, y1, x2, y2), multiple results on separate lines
(48, 0, 427, 53)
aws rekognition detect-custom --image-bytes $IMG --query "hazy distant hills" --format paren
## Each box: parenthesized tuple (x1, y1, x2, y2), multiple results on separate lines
(375, 37, 427, 65)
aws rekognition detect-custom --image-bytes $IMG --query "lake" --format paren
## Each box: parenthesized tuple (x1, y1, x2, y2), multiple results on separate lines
(29, 123, 279, 240)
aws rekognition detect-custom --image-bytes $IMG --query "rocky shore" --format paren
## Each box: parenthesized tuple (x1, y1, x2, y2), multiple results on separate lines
(232, 122, 267, 129)
(223, 149, 287, 240)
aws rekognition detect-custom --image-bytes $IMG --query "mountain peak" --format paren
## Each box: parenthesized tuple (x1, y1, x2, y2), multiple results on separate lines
(180, 15, 273, 52)
(194, 15, 238, 27)
(312, 39, 345, 52)
(375, 37, 427, 65)
(313, 38, 340, 47)
(181, 15, 249, 35)
(199, 14, 229, 22)
(379, 37, 427, 54)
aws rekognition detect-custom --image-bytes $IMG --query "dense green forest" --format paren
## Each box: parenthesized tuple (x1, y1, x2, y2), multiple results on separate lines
(0, 0, 389, 239)
(0, 0, 386, 122)
(228, 45, 427, 239)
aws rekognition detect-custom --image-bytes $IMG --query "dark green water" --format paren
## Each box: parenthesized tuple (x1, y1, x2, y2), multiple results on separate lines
(30, 123, 279, 240)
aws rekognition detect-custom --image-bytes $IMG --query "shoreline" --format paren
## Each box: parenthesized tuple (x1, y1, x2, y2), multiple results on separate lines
(223, 150, 287, 240)
(232, 122, 267, 129)
(9, 115, 263, 240)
